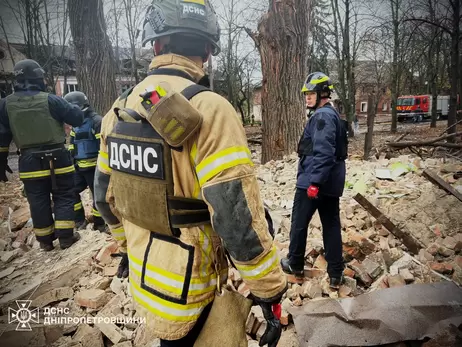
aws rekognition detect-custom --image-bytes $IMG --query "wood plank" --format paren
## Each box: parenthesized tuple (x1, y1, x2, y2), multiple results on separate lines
(423, 169, 462, 203)
(353, 193, 422, 254)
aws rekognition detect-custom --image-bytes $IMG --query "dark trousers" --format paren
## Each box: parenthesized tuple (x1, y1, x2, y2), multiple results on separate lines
(74, 167, 104, 227)
(23, 173, 75, 244)
(288, 188, 344, 278)
(160, 303, 212, 347)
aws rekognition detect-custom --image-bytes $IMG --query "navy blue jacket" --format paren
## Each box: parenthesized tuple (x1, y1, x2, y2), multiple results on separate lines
(0, 81, 84, 151)
(296, 104, 346, 197)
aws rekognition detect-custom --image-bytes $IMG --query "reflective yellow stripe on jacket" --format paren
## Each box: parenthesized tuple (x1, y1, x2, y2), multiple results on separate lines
(234, 246, 279, 281)
(19, 165, 75, 179)
(128, 251, 216, 322)
(195, 146, 253, 186)
(74, 202, 83, 211)
(97, 151, 111, 175)
(77, 158, 97, 168)
(0, 147, 9, 152)
(110, 225, 126, 241)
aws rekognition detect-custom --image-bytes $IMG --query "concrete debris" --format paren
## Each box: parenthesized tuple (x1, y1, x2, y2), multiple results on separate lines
(75, 288, 111, 309)
(1, 145, 461, 346)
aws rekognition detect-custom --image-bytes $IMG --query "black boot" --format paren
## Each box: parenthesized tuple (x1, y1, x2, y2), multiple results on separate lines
(329, 275, 344, 289)
(75, 220, 89, 231)
(280, 258, 304, 277)
(59, 232, 81, 249)
(93, 223, 109, 234)
(40, 242, 54, 252)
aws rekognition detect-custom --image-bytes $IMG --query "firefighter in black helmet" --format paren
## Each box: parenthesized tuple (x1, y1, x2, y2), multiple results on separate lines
(64, 91, 106, 232)
(0, 59, 84, 251)
(281, 72, 348, 289)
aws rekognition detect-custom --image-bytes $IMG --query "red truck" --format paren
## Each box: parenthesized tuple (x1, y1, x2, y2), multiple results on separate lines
(396, 94, 450, 122)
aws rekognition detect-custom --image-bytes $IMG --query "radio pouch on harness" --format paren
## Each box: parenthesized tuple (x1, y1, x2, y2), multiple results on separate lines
(106, 82, 211, 238)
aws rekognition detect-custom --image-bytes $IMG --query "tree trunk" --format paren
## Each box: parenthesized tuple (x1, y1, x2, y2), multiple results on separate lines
(390, 0, 399, 133)
(254, 0, 311, 163)
(68, 0, 117, 115)
(364, 92, 375, 160)
(447, 0, 460, 139)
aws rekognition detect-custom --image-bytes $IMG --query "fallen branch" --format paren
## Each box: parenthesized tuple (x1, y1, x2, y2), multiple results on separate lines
(438, 118, 462, 136)
(390, 132, 409, 143)
(353, 193, 423, 254)
(387, 131, 462, 148)
(422, 169, 462, 203)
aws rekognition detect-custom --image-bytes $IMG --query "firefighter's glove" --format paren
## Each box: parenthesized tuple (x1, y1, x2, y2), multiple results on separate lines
(258, 301, 282, 347)
(307, 185, 319, 199)
(117, 253, 129, 278)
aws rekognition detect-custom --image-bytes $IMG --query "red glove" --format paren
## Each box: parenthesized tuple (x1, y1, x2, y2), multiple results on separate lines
(307, 185, 319, 199)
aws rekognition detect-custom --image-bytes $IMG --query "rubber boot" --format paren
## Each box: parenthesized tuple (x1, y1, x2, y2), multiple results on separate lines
(40, 242, 54, 252)
(93, 223, 110, 234)
(59, 231, 81, 249)
(280, 258, 304, 277)
(75, 220, 89, 231)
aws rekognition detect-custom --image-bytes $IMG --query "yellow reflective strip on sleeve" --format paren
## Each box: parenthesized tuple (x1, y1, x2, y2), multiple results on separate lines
(97, 151, 112, 174)
(234, 246, 279, 280)
(0, 147, 9, 152)
(77, 158, 97, 168)
(196, 147, 253, 186)
(34, 225, 54, 236)
(110, 226, 126, 241)
(68, 144, 75, 150)
(70, 130, 75, 137)
(55, 220, 75, 229)
(95, 133, 101, 139)
(74, 202, 83, 211)
(92, 208, 102, 217)
(130, 280, 213, 322)
(183, 0, 205, 4)
(54, 165, 75, 175)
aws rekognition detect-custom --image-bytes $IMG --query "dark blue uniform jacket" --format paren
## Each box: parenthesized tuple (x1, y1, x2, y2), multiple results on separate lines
(296, 104, 346, 197)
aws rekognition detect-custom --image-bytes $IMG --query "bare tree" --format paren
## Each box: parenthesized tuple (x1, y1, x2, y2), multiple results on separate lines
(68, 0, 117, 115)
(246, 0, 311, 163)
(406, 0, 460, 138)
(327, 0, 364, 136)
(3, 0, 71, 93)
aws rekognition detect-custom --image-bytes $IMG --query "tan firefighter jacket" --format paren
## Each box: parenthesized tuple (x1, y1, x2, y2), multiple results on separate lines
(94, 54, 287, 340)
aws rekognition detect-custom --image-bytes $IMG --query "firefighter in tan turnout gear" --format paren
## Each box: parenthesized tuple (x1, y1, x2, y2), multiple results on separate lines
(94, 0, 287, 346)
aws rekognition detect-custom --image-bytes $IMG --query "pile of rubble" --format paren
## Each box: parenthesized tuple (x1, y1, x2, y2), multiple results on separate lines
(0, 148, 461, 347)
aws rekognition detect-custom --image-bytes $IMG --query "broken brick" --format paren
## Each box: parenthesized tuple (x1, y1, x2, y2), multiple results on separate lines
(75, 289, 110, 309)
(73, 324, 104, 347)
(348, 259, 373, 286)
(339, 285, 352, 298)
(418, 249, 434, 263)
(399, 268, 415, 283)
(454, 255, 462, 269)
(427, 243, 439, 256)
(387, 274, 406, 288)
(32, 287, 74, 308)
(280, 312, 290, 326)
(94, 321, 126, 344)
(313, 255, 327, 270)
(238, 282, 250, 297)
(343, 244, 363, 261)
(286, 274, 304, 284)
(344, 268, 356, 278)
(442, 236, 457, 250)
(96, 242, 119, 265)
(301, 281, 322, 299)
(430, 262, 454, 275)
(103, 266, 119, 277)
(362, 258, 382, 279)
(303, 268, 325, 279)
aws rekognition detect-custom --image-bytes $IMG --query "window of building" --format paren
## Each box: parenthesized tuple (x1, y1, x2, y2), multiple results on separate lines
(65, 84, 78, 94)
(382, 102, 387, 111)
(361, 102, 367, 113)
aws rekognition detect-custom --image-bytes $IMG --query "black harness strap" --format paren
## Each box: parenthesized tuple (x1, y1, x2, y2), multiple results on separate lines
(148, 68, 196, 82)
